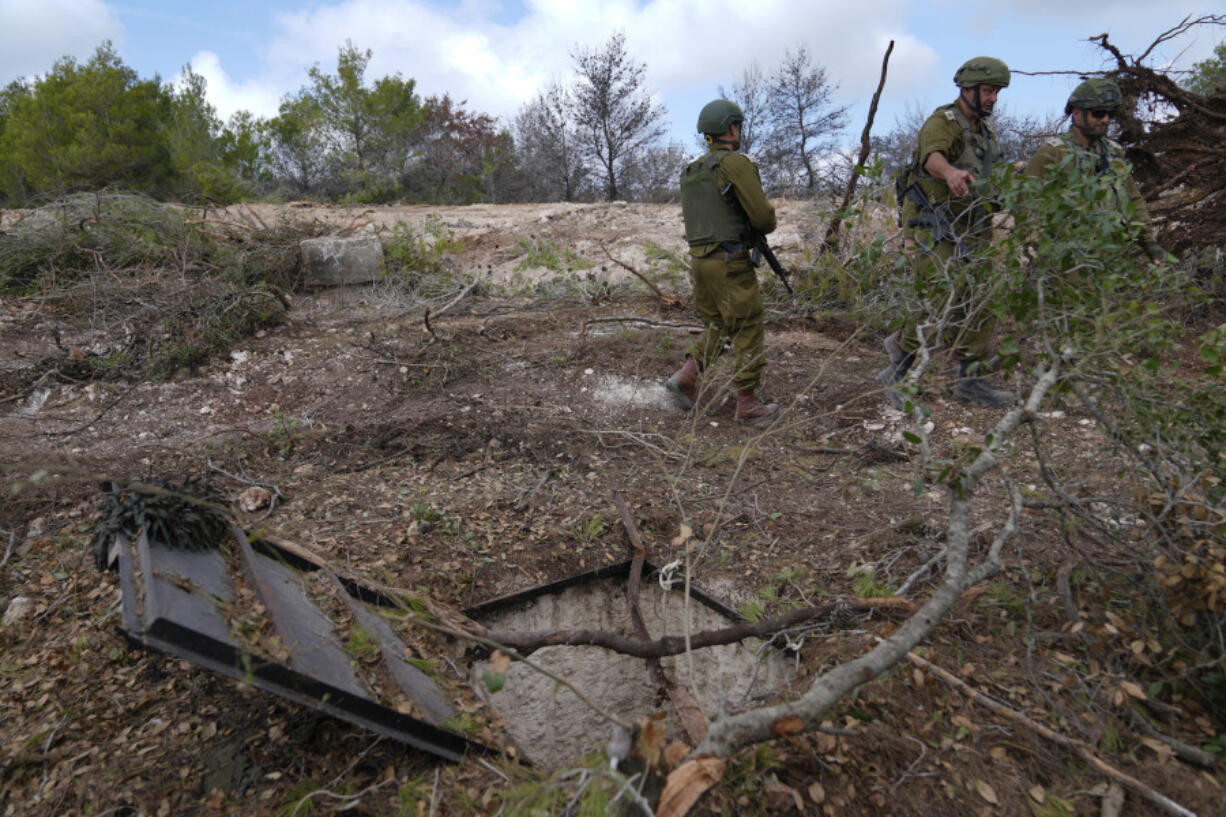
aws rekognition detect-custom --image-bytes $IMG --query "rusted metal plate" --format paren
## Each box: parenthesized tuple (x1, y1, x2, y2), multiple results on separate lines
(112, 521, 494, 763)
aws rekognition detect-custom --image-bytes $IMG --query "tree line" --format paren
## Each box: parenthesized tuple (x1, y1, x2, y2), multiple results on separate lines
(0, 34, 852, 208)
(2, 34, 1222, 209)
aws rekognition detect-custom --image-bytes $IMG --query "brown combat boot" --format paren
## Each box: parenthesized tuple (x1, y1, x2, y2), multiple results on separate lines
(665, 356, 699, 410)
(734, 389, 780, 427)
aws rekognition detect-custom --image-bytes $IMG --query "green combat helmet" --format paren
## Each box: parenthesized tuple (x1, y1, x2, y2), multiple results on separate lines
(954, 57, 1011, 88)
(696, 99, 744, 136)
(1065, 78, 1122, 114)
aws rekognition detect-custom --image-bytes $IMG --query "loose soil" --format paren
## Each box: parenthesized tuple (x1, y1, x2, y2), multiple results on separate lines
(1, 201, 1221, 816)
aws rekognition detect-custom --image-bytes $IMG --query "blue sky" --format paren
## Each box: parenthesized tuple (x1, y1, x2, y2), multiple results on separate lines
(1, 1, 1221, 148)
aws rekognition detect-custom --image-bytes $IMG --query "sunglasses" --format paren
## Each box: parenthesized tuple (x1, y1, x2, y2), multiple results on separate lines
(1088, 109, 1114, 120)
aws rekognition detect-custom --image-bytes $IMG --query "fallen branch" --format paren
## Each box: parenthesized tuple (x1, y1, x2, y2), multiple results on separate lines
(423, 274, 482, 336)
(41, 380, 141, 438)
(904, 648, 1198, 817)
(1124, 708, 1217, 769)
(596, 240, 671, 302)
(693, 363, 1059, 756)
(577, 316, 701, 356)
(582, 316, 701, 332)
(484, 596, 912, 658)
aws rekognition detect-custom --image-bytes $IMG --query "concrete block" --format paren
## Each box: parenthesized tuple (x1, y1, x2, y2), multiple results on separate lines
(299, 236, 383, 287)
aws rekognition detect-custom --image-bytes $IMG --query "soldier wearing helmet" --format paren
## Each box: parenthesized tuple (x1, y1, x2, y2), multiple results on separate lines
(665, 99, 780, 427)
(880, 56, 1017, 410)
(1023, 78, 1167, 261)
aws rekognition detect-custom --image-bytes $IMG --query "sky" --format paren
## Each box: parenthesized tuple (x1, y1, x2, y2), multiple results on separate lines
(0, 0, 1222, 149)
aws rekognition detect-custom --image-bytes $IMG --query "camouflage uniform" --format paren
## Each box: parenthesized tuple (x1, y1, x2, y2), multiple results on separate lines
(1023, 131, 1162, 260)
(880, 56, 1016, 409)
(897, 102, 1001, 362)
(682, 145, 777, 391)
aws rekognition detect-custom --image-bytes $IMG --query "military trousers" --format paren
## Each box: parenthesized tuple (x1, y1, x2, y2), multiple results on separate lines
(897, 235, 996, 363)
(688, 249, 766, 391)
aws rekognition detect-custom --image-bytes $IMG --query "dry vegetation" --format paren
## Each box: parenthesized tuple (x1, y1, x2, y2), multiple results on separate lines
(0, 191, 1224, 817)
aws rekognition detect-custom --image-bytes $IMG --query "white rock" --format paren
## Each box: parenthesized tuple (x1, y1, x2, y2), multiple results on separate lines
(300, 236, 384, 287)
(3, 597, 37, 627)
(237, 486, 273, 513)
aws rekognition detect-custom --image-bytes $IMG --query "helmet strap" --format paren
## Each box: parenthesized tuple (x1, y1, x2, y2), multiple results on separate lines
(971, 86, 993, 119)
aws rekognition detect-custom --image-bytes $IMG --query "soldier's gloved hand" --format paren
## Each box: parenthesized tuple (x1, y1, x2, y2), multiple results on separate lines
(1143, 240, 1170, 263)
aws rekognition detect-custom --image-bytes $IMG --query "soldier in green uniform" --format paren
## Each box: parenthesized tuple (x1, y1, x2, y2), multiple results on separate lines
(880, 57, 1016, 409)
(1022, 78, 1167, 261)
(666, 99, 780, 427)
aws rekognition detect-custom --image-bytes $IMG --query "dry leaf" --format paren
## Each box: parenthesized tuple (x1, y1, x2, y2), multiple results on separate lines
(489, 651, 511, 674)
(989, 746, 1007, 761)
(663, 740, 691, 769)
(1140, 737, 1174, 761)
(1118, 680, 1147, 700)
(951, 715, 974, 730)
(634, 716, 668, 770)
(671, 524, 693, 546)
(975, 779, 999, 804)
(766, 780, 804, 812)
(656, 757, 726, 817)
(911, 668, 925, 688)
(771, 716, 805, 737)
(1028, 784, 1046, 803)
(808, 782, 826, 804)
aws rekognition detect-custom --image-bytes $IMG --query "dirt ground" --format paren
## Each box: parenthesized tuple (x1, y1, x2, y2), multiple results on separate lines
(1, 201, 1222, 816)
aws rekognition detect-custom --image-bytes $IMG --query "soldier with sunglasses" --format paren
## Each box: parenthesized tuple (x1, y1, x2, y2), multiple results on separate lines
(1023, 78, 1168, 262)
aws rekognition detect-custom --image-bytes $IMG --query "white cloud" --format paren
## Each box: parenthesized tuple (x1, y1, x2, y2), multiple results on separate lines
(206, 0, 942, 137)
(0, 0, 122, 84)
(183, 52, 284, 122)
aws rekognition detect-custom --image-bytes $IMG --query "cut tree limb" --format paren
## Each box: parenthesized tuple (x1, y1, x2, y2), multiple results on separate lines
(821, 39, 893, 253)
(483, 596, 912, 658)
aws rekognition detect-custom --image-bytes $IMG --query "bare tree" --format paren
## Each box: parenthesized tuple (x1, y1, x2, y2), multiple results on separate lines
(718, 61, 770, 157)
(618, 141, 689, 203)
(762, 47, 849, 195)
(569, 32, 667, 201)
(513, 82, 588, 202)
(762, 47, 849, 196)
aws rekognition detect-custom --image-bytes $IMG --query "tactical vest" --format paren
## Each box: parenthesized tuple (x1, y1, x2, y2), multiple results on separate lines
(680, 150, 750, 247)
(912, 102, 999, 205)
(1051, 132, 1132, 216)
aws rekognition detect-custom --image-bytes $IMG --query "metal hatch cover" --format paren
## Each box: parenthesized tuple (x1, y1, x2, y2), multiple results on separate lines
(111, 523, 497, 763)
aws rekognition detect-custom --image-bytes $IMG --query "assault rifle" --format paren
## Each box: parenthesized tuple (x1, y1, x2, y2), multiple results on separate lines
(748, 229, 793, 295)
(900, 182, 970, 261)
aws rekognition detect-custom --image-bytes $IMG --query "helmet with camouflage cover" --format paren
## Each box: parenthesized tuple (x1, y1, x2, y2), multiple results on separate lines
(696, 99, 744, 135)
(954, 57, 1011, 88)
(1065, 78, 1122, 114)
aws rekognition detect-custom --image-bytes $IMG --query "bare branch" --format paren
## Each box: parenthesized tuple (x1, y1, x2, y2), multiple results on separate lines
(484, 597, 912, 658)
(905, 649, 1199, 817)
(694, 363, 1061, 756)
